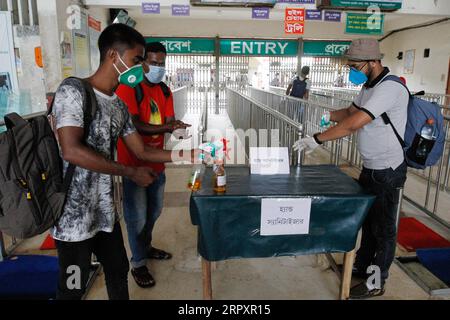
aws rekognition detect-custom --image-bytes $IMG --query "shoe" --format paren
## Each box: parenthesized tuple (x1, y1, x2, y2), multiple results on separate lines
(131, 266, 156, 288)
(337, 265, 368, 279)
(148, 247, 172, 260)
(352, 266, 369, 280)
(350, 282, 385, 300)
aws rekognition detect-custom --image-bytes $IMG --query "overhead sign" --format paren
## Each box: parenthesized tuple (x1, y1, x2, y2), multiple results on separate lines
(250, 147, 290, 175)
(142, 3, 161, 14)
(306, 9, 323, 21)
(318, 0, 402, 10)
(220, 39, 298, 56)
(172, 4, 190, 16)
(252, 7, 270, 19)
(260, 198, 312, 236)
(285, 8, 305, 34)
(278, 0, 315, 3)
(304, 41, 351, 57)
(147, 38, 215, 54)
(346, 12, 384, 35)
(324, 10, 341, 22)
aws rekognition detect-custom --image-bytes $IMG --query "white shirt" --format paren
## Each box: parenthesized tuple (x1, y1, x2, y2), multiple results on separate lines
(353, 69, 409, 170)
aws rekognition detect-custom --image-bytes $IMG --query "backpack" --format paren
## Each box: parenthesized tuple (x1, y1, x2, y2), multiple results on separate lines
(380, 75, 445, 169)
(290, 77, 308, 99)
(134, 82, 172, 107)
(0, 77, 97, 239)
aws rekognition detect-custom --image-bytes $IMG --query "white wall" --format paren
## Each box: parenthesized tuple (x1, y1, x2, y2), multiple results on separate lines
(381, 20, 450, 94)
(37, 0, 109, 92)
(135, 17, 361, 40)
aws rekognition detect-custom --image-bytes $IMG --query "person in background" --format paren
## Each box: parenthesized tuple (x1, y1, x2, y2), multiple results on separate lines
(293, 38, 409, 299)
(270, 72, 281, 87)
(116, 42, 191, 288)
(286, 66, 311, 100)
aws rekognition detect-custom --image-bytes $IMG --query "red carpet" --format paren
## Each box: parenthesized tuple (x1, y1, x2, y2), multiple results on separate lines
(39, 234, 56, 250)
(397, 217, 450, 252)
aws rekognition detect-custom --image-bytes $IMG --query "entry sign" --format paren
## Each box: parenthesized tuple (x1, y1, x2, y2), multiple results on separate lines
(250, 148, 290, 175)
(261, 198, 312, 236)
(285, 8, 305, 34)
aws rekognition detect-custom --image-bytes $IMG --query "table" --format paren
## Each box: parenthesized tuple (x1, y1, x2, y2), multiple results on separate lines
(189, 165, 375, 300)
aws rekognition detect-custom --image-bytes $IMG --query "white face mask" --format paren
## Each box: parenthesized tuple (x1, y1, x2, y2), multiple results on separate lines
(145, 64, 166, 84)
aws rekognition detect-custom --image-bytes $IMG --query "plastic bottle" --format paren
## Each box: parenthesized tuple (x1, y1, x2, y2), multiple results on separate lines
(188, 154, 206, 192)
(416, 119, 437, 159)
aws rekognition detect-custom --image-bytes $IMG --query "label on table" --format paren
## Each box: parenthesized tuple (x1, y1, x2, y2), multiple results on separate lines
(250, 147, 290, 175)
(261, 198, 311, 236)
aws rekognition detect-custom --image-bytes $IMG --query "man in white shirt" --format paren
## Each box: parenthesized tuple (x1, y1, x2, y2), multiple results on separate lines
(293, 38, 409, 299)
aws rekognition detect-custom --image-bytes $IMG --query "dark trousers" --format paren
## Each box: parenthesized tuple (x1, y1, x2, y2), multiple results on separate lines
(55, 223, 130, 300)
(355, 162, 407, 286)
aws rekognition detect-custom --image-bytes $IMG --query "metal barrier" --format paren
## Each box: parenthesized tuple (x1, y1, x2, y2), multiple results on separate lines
(248, 86, 450, 229)
(172, 86, 188, 120)
(227, 88, 302, 166)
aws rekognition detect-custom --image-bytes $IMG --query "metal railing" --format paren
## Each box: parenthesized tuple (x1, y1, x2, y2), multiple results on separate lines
(227, 88, 302, 166)
(311, 87, 450, 108)
(172, 86, 188, 120)
(248, 86, 450, 229)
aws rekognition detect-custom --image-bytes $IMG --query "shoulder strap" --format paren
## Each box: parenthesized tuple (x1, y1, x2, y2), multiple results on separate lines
(381, 113, 407, 148)
(380, 75, 409, 149)
(134, 84, 144, 109)
(61, 77, 98, 193)
(159, 82, 172, 98)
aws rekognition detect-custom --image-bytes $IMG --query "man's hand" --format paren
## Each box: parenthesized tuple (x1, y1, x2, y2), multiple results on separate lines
(128, 167, 157, 187)
(172, 128, 192, 140)
(293, 137, 320, 155)
(166, 120, 191, 133)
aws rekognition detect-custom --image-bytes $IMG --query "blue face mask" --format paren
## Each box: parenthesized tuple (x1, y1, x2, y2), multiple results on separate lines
(349, 67, 368, 85)
(145, 65, 166, 84)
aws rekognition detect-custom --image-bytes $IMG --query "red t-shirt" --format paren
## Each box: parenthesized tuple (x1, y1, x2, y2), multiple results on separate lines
(116, 83, 174, 173)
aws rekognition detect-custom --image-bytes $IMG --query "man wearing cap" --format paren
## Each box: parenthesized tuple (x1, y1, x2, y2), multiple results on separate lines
(293, 38, 409, 299)
(286, 66, 311, 100)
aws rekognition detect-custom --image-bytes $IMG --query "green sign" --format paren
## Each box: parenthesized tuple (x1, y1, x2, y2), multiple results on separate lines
(304, 41, 351, 57)
(331, 0, 402, 10)
(220, 39, 298, 56)
(345, 13, 384, 35)
(146, 38, 215, 54)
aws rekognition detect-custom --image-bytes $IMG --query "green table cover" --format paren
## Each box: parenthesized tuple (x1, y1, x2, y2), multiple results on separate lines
(190, 165, 375, 262)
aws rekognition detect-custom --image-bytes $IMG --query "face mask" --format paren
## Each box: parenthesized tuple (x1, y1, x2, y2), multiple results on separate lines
(349, 67, 368, 86)
(145, 65, 166, 84)
(349, 62, 369, 86)
(113, 55, 144, 88)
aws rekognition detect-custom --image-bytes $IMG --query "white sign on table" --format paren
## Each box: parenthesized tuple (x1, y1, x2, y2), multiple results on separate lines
(250, 147, 290, 175)
(260, 198, 312, 236)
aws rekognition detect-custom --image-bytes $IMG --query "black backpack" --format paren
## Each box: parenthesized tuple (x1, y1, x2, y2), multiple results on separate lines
(290, 77, 308, 99)
(0, 77, 97, 239)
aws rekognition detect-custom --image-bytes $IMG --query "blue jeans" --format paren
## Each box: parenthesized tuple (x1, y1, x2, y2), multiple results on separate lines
(123, 172, 166, 269)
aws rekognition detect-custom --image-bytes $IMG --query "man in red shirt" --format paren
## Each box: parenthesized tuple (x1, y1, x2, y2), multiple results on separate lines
(116, 42, 190, 288)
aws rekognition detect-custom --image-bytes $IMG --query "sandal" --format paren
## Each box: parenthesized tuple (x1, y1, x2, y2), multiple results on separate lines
(131, 266, 156, 288)
(148, 247, 172, 260)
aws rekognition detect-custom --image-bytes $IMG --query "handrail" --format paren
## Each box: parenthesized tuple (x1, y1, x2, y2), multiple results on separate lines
(251, 86, 339, 113)
(229, 88, 303, 129)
